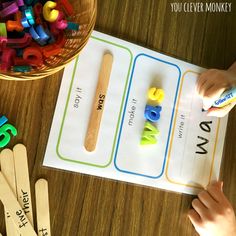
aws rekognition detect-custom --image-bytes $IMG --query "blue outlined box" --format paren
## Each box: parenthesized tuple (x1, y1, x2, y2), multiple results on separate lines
(114, 53, 181, 179)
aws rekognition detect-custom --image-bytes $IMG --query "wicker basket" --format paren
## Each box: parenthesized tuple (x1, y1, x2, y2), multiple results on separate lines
(0, 0, 97, 80)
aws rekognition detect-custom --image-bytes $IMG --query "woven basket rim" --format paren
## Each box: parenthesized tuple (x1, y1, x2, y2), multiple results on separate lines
(0, 0, 97, 81)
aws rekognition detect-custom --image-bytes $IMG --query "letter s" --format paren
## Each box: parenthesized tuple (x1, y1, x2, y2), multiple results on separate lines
(0, 124, 17, 148)
(99, 94, 105, 99)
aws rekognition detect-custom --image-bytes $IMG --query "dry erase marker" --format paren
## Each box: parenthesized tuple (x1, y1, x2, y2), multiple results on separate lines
(213, 87, 236, 108)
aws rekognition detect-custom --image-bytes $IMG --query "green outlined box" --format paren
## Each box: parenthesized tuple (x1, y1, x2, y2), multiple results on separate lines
(56, 36, 133, 168)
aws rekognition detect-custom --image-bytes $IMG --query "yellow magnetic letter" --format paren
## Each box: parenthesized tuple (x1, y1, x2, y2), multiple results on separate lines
(43, 1, 59, 22)
(148, 87, 165, 104)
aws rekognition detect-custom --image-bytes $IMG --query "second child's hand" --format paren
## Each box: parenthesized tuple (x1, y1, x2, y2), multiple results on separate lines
(188, 181, 236, 236)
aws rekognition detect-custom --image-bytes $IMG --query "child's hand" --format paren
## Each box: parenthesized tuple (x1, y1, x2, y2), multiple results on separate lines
(188, 181, 236, 236)
(196, 66, 236, 117)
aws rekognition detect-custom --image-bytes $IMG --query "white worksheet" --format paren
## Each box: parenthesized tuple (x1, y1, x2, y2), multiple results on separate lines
(43, 31, 228, 195)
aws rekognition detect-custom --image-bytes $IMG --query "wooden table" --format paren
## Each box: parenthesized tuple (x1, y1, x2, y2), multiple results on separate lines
(0, 0, 236, 235)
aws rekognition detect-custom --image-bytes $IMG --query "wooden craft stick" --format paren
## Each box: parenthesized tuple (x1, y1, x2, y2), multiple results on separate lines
(84, 53, 113, 152)
(35, 179, 51, 236)
(13, 144, 34, 227)
(0, 171, 37, 236)
(0, 149, 20, 236)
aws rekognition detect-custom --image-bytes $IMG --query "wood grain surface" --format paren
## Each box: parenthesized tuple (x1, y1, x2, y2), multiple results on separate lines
(0, 0, 236, 235)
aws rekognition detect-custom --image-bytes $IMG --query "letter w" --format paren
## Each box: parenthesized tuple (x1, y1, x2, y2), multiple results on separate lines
(141, 121, 159, 145)
(196, 136, 209, 154)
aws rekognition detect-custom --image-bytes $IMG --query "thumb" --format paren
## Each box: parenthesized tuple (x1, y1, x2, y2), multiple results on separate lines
(209, 180, 223, 191)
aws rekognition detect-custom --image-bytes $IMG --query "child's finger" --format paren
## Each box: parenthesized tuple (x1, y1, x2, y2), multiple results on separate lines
(198, 79, 211, 97)
(196, 70, 215, 94)
(198, 190, 218, 209)
(198, 73, 223, 97)
(202, 87, 226, 110)
(207, 101, 236, 117)
(207, 181, 227, 203)
(192, 198, 208, 218)
(196, 73, 208, 94)
(198, 79, 217, 98)
(188, 209, 202, 228)
(203, 85, 225, 100)
(197, 69, 220, 95)
(203, 98, 215, 110)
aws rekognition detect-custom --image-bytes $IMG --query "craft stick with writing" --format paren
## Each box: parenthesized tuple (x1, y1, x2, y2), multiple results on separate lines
(84, 53, 113, 152)
(13, 144, 34, 227)
(0, 149, 20, 236)
(35, 179, 51, 236)
(0, 172, 37, 236)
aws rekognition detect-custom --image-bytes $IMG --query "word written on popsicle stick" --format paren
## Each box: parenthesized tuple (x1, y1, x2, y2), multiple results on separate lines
(35, 179, 51, 236)
(0, 149, 20, 236)
(13, 144, 34, 227)
(0, 115, 17, 148)
(21, 189, 31, 214)
(84, 53, 113, 152)
(0, 172, 37, 235)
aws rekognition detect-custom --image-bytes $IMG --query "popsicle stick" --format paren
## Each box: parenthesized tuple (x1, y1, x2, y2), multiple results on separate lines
(84, 53, 113, 152)
(13, 144, 34, 227)
(0, 149, 20, 236)
(0, 171, 37, 236)
(35, 179, 51, 236)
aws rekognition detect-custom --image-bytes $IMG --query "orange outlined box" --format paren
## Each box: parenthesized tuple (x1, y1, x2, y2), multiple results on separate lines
(165, 70, 221, 189)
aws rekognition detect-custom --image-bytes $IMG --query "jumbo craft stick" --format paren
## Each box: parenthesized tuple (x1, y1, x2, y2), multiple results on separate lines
(13, 144, 34, 227)
(0, 149, 20, 236)
(35, 179, 51, 236)
(0, 172, 37, 236)
(84, 53, 113, 152)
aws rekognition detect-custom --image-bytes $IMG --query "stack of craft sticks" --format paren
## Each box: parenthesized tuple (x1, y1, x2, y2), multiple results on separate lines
(0, 144, 51, 236)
